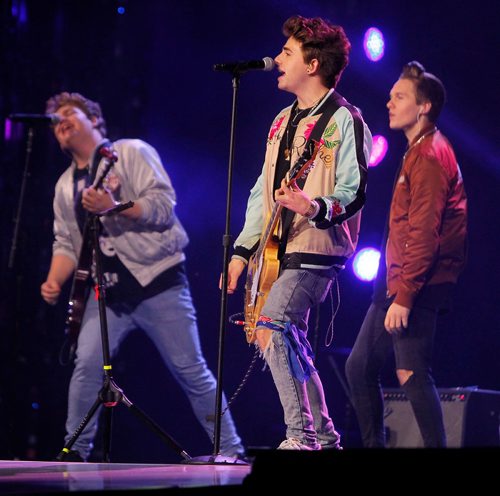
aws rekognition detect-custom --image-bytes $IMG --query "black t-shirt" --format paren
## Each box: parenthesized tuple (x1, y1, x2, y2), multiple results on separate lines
(73, 166, 90, 233)
(273, 105, 313, 193)
(274, 106, 312, 260)
(94, 229, 187, 311)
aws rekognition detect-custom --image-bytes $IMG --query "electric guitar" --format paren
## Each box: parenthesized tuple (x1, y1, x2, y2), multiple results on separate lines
(64, 147, 118, 356)
(243, 140, 319, 344)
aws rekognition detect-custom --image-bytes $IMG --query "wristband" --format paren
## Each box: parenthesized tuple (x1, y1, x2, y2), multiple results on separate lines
(304, 200, 320, 219)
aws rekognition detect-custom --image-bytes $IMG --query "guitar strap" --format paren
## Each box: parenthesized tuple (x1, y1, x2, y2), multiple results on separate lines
(278, 92, 345, 260)
(74, 140, 112, 234)
(74, 141, 114, 302)
(61, 141, 113, 364)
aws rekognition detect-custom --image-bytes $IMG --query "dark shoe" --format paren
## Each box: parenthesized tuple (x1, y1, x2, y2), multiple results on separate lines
(58, 449, 84, 462)
(234, 450, 253, 464)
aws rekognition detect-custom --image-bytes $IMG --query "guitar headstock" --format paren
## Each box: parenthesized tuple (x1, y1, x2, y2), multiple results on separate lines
(99, 146, 118, 162)
(289, 139, 320, 182)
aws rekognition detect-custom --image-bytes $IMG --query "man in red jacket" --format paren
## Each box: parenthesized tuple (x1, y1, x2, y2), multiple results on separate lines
(346, 61, 467, 447)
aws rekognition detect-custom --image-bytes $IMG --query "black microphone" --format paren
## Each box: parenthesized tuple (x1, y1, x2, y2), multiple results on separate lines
(8, 113, 61, 125)
(213, 57, 275, 73)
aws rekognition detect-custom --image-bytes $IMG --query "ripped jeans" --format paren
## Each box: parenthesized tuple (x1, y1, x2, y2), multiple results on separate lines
(257, 268, 341, 449)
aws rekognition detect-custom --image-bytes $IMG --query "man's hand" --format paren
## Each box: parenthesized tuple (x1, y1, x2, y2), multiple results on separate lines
(41, 280, 62, 305)
(275, 178, 312, 215)
(220, 258, 246, 294)
(41, 253, 76, 305)
(82, 186, 115, 214)
(384, 302, 411, 334)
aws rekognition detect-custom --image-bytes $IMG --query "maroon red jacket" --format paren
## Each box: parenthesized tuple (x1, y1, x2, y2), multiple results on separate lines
(387, 125, 468, 309)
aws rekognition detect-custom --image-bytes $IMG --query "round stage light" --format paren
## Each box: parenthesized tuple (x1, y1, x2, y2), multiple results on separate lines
(363, 27, 385, 62)
(369, 134, 388, 167)
(352, 247, 381, 282)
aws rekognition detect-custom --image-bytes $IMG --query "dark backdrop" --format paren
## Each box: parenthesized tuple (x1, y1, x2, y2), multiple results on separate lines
(1, 0, 499, 462)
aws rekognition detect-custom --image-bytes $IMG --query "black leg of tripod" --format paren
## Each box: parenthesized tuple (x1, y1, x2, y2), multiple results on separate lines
(56, 395, 102, 461)
(102, 402, 112, 463)
(57, 211, 191, 463)
(57, 373, 191, 462)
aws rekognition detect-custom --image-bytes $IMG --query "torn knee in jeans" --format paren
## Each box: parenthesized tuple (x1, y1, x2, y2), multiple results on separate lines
(396, 368, 414, 386)
(255, 314, 286, 354)
(256, 316, 316, 383)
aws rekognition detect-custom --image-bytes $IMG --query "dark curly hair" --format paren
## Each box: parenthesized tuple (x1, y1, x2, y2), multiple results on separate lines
(283, 15, 351, 88)
(45, 92, 107, 136)
(400, 61, 446, 122)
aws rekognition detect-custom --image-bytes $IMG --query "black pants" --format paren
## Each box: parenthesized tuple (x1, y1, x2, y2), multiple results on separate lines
(345, 302, 446, 447)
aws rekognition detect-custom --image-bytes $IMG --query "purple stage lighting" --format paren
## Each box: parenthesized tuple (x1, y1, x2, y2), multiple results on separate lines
(369, 134, 388, 167)
(363, 27, 385, 62)
(4, 118, 12, 141)
(353, 247, 381, 282)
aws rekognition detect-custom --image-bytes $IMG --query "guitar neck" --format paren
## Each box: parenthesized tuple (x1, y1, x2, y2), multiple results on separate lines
(93, 160, 114, 190)
(255, 140, 319, 259)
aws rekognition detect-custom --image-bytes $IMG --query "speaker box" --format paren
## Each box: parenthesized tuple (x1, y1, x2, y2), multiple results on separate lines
(383, 388, 500, 447)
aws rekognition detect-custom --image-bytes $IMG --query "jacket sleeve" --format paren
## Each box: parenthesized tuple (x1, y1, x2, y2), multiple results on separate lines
(311, 106, 371, 229)
(233, 171, 264, 261)
(52, 173, 79, 264)
(104, 139, 177, 232)
(394, 154, 450, 308)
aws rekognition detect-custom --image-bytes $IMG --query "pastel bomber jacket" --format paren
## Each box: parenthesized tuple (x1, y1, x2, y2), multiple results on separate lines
(387, 126, 468, 309)
(52, 139, 189, 286)
(234, 90, 372, 268)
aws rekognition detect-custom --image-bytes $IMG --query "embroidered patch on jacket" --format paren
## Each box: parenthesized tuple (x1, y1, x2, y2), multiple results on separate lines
(324, 197, 345, 221)
(267, 115, 286, 145)
(316, 122, 341, 168)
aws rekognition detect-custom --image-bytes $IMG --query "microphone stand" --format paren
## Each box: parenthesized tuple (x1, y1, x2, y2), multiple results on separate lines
(185, 71, 247, 465)
(8, 126, 35, 269)
(57, 201, 191, 463)
(1, 124, 35, 459)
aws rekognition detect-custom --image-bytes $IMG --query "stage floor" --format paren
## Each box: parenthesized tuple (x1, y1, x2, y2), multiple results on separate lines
(0, 458, 251, 495)
(2, 448, 498, 494)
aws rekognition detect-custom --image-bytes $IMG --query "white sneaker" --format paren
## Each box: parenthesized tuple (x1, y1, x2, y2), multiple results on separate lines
(277, 438, 321, 450)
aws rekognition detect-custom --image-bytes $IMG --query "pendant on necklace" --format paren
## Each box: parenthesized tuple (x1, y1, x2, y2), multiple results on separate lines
(284, 148, 290, 160)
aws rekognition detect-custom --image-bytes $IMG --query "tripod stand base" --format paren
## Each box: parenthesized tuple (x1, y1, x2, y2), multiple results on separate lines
(183, 454, 249, 465)
(56, 449, 84, 462)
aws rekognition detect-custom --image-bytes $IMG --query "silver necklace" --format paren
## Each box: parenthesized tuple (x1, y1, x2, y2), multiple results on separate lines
(283, 90, 331, 161)
(284, 106, 309, 160)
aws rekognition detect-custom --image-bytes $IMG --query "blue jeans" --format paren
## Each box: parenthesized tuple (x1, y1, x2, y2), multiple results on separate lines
(259, 268, 341, 449)
(345, 302, 445, 447)
(66, 282, 243, 459)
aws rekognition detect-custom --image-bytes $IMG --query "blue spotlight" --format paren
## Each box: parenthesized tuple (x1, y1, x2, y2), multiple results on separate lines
(352, 247, 381, 282)
(363, 27, 385, 62)
(117, 6, 125, 15)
